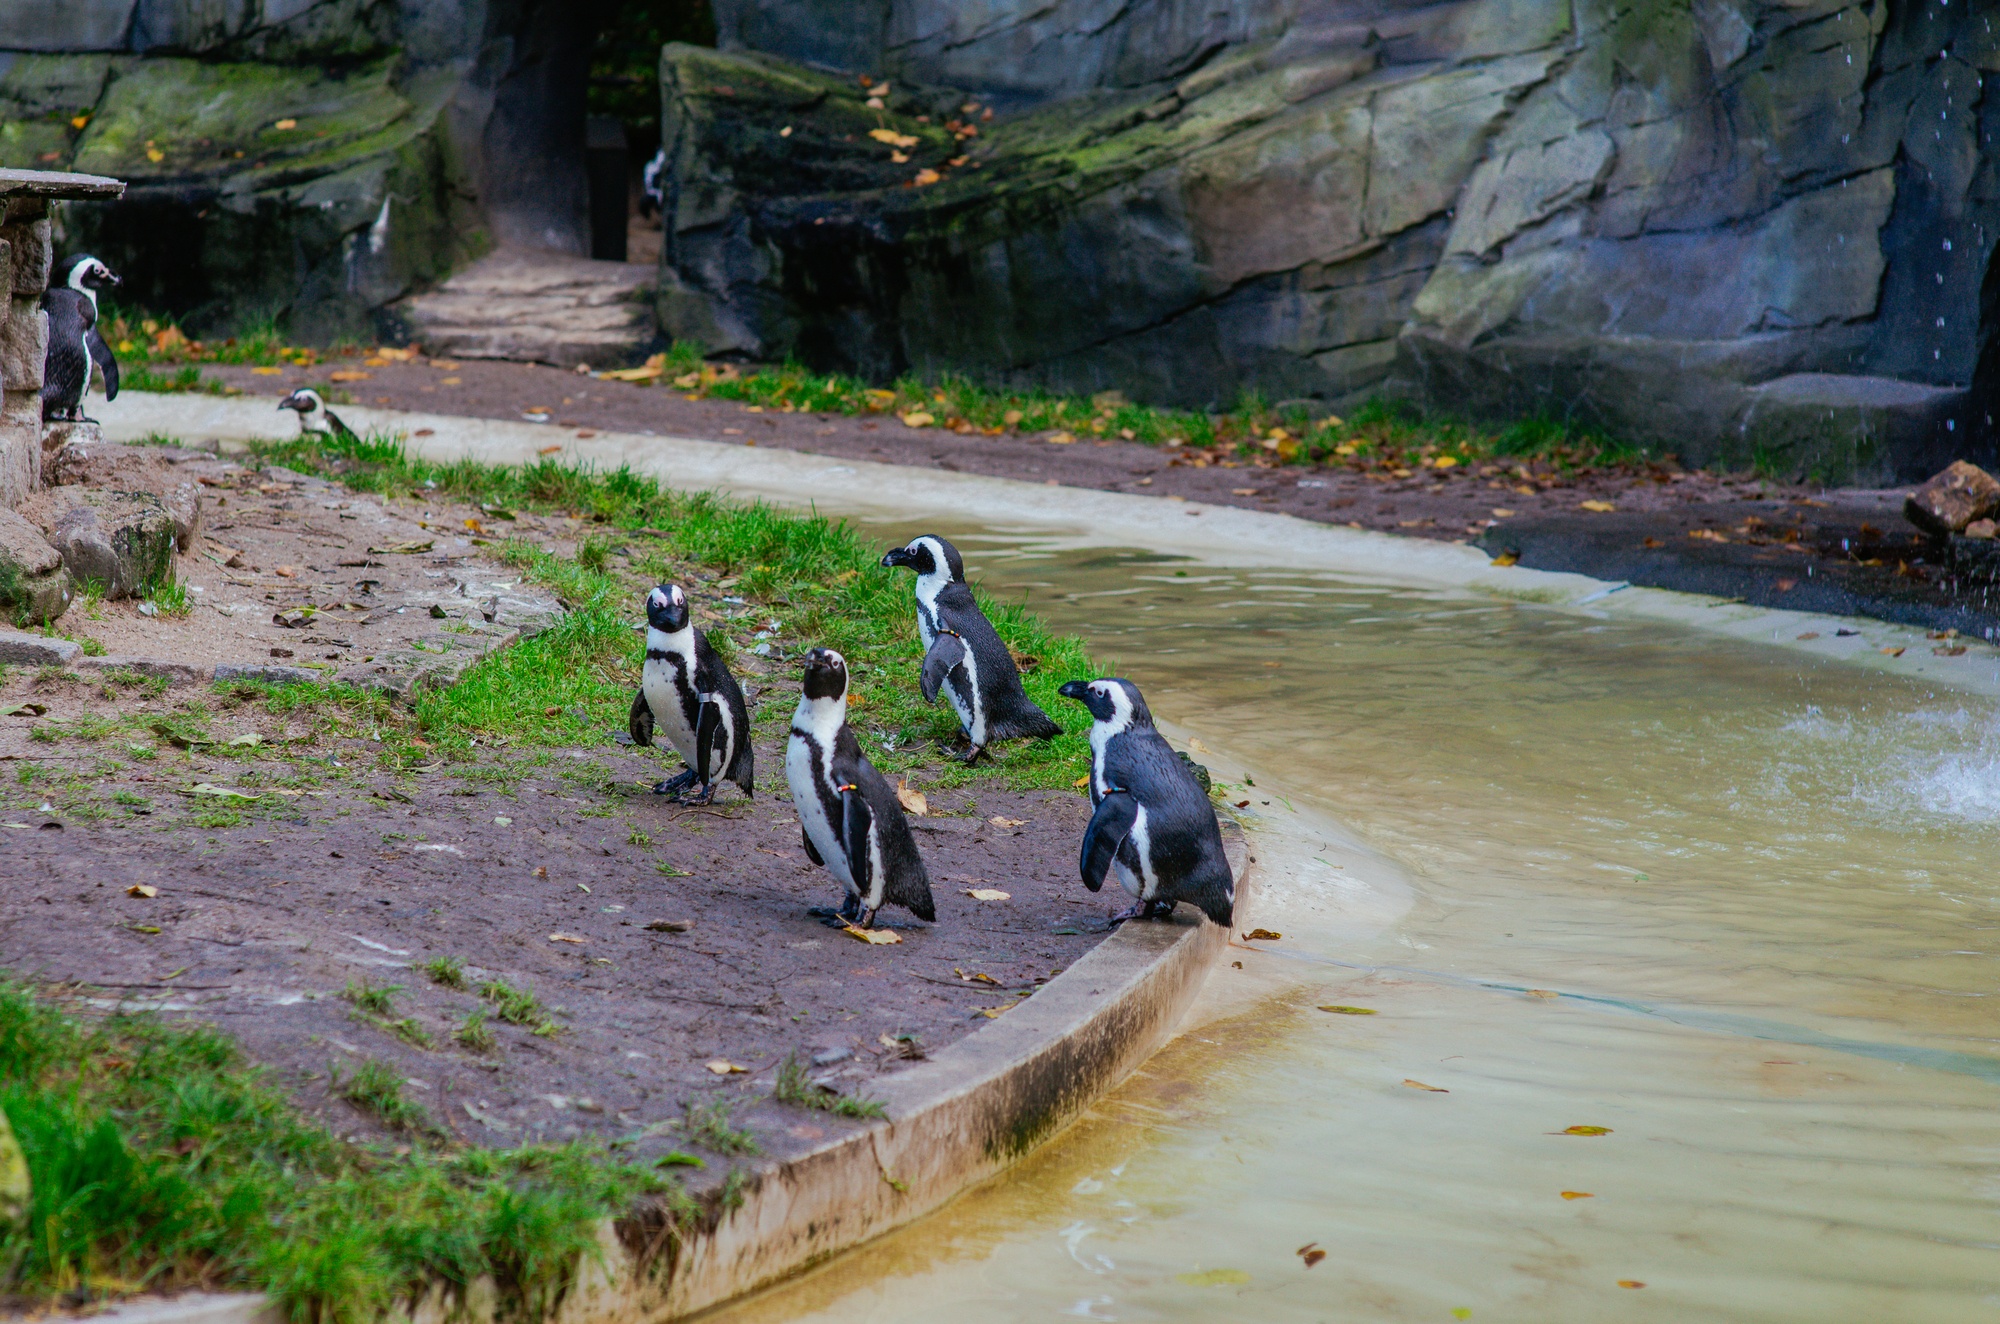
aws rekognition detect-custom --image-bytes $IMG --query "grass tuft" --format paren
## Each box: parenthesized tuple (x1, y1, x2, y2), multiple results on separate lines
(335, 1058, 433, 1133)
(772, 1054, 887, 1119)
(339, 978, 401, 1018)
(681, 1098, 759, 1156)
(421, 955, 466, 990)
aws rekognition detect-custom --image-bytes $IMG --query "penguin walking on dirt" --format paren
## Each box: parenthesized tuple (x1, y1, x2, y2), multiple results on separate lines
(880, 534, 1061, 763)
(785, 647, 936, 929)
(277, 387, 358, 442)
(629, 582, 754, 803)
(40, 255, 121, 422)
(1058, 677, 1234, 927)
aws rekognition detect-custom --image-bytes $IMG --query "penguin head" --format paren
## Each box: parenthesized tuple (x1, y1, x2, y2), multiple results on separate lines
(880, 534, 963, 583)
(645, 582, 690, 632)
(277, 387, 324, 417)
(59, 255, 119, 292)
(800, 647, 849, 703)
(1057, 677, 1152, 728)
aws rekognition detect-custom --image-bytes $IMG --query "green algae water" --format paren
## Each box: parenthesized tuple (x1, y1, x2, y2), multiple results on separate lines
(707, 525, 2000, 1323)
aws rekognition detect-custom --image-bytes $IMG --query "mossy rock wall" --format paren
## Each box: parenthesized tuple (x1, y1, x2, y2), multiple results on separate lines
(667, 0, 2000, 480)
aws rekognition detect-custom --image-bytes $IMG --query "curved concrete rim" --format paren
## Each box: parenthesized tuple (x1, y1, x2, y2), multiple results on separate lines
(96, 391, 2000, 699)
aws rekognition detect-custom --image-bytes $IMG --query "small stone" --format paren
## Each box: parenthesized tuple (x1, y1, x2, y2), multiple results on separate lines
(0, 506, 71, 623)
(810, 1046, 853, 1067)
(1905, 460, 2000, 538)
(0, 631, 77, 665)
(1965, 519, 1997, 540)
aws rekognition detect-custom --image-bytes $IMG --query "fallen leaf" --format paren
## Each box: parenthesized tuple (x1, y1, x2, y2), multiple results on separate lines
(1796, 632, 1821, 640)
(368, 540, 434, 555)
(1880, 646, 1906, 657)
(963, 888, 1011, 901)
(1617, 1280, 1645, 1289)
(1776, 578, 1797, 591)
(645, 919, 694, 933)
(600, 364, 663, 382)
(895, 779, 929, 816)
(842, 925, 902, 945)
(145, 147, 164, 163)
(1553, 1125, 1611, 1136)
(1046, 431, 1076, 445)
(1243, 928, 1282, 941)
(867, 128, 919, 148)
(955, 968, 1000, 985)
(899, 411, 935, 428)
(2, 702, 48, 717)
(532, 865, 548, 878)
(548, 933, 586, 944)
(273, 118, 297, 129)
(1490, 550, 1520, 566)
(189, 783, 259, 800)
(988, 815, 1026, 827)
(1688, 528, 1729, 542)
(1073, 774, 1091, 787)
(493, 815, 512, 826)
(1935, 644, 1968, 656)
(327, 370, 371, 382)
(226, 733, 261, 747)
(978, 1003, 1019, 1018)
(1176, 1269, 1250, 1287)
(126, 884, 158, 898)
(1579, 500, 1616, 513)
(133, 925, 162, 935)
(1452, 1311, 1472, 1321)
(1296, 1242, 1326, 1268)
(705, 1060, 749, 1074)
(1490, 508, 1516, 518)
(912, 168, 941, 186)
(1524, 988, 1558, 999)
(538, 445, 562, 455)
(1317, 1005, 1376, 1015)
(1231, 487, 1259, 497)
(1403, 1079, 1449, 1092)
(250, 365, 284, 376)
(1560, 1191, 1593, 1200)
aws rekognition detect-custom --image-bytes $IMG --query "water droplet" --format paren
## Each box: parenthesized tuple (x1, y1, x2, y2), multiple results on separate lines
(1944, 238, 1954, 251)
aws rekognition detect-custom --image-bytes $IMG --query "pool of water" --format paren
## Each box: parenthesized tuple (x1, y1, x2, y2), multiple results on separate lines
(709, 525, 2000, 1323)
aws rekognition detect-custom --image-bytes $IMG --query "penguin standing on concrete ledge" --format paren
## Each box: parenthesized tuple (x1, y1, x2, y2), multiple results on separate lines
(1058, 677, 1234, 927)
(786, 647, 935, 928)
(880, 534, 1061, 763)
(630, 582, 754, 803)
(277, 387, 358, 442)
(40, 255, 121, 422)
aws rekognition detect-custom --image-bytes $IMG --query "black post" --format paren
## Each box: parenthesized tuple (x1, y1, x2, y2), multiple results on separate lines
(586, 115, 628, 262)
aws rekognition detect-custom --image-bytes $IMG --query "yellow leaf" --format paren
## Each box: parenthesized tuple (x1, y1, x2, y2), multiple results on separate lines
(1433, 455, 1459, 468)
(912, 168, 942, 186)
(895, 779, 928, 816)
(1617, 1280, 1645, 1289)
(978, 1003, 1018, 1018)
(1403, 1078, 1449, 1092)
(250, 365, 284, 376)
(900, 411, 935, 428)
(273, 118, 297, 130)
(1046, 431, 1075, 444)
(988, 816, 1026, 827)
(1554, 1125, 1611, 1136)
(842, 925, 901, 945)
(1880, 645, 1906, 657)
(548, 933, 586, 944)
(1490, 551, 1520, 566)
(963, 888, 1011, 901)
(868, 128, 919, 148)
(145, 148, 164, 163)
(367, 540, 434, 555)
(1316, 1005, 1375, 1015)
(1176, 1269, 1250, 1287)
(71, 115, 89, 129)
(126, 884, 157, 898)
(602, 364, 663, 381)
(1579, 500, 1616, 513)
(1453, 1311, 1473, 1321)
(863, 388, 896, 404)
(327, 370, 371, 382)
(1243, 928, 1282, 941)
(1490, 507, 1515, 518)
(1525, 988, 1558, 999)
(1561, 1190, 1593, 1199)
(1073, 774, 1091, 787)
(704, 1060, 749, 1074)
(1002, 408, 1024, 425)
(955, 968, 1000, 985)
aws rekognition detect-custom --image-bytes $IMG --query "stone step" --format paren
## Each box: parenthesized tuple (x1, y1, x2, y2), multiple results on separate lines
(391, 248, 657, 368)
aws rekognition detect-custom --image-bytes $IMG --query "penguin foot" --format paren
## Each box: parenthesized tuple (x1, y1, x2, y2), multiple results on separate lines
(807, 905, 848, 927)
(652, 769, 698, 796)
(960, 744, 987, 766)
(676, 782, 718, 806)
(1106, 904, 1146, 925)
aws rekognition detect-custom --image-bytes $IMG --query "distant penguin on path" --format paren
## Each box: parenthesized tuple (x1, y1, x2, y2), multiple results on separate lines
(785, 647, 935, 929)
(880, 534, 1061, 763)
(277, 387, 358, 442)
(630, 582, 754, 803)
(40, 255, 121, 422)
(1058, 677, 1234, 927)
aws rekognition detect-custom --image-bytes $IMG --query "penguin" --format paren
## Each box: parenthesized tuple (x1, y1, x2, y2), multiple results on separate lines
(40, 255, 121, 423)
(1057, 677, 1234, 927)
(640, 147, 667, 219)
(785, 647, 936, 928)
(631, 582, 754, 803)
(880, 534, 1061, 763)
(277, 387, 358, 442)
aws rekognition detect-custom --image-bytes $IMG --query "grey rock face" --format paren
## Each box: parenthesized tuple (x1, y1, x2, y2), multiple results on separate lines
(0, 504, 70, 624)
(21, 485, 177, 599)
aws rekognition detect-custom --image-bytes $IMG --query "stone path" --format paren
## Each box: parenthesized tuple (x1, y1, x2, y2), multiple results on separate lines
(391, 249, 656, 368)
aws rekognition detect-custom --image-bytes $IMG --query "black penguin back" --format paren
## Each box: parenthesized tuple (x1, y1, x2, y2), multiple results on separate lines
(833, 729, 935, 921)
(39, 289, 91, 417)
(1110, 727, 1235, 926)
(692, 629, 755, 794)
(935, 582, 1062, 741)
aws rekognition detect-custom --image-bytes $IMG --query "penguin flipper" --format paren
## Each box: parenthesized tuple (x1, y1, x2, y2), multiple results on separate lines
(839, 786, 874, 894)
(1079, 791, 1138, 894)
(87, 327, 119, 401)
(694, 694, 721, 785)
(918, 633, 967, 705)
(627, 689, 654, 747)
(801, 827, 824, 868)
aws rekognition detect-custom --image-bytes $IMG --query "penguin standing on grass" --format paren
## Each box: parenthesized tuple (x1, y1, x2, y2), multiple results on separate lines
(1058, 677, 1234, 927)
(880, 534, 1061, 763)
(785, 647, 935, 929)
(277, 387, 359, 442)
(40, 255, 121, 422)
(629, 582, 754, 803)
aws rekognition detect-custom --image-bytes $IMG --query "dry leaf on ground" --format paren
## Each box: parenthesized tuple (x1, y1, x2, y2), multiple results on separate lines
(1244, 928, 1282, 941)
(1317, 1005, 1375, 1015)
(895, 779, 929, 816)
(368, 540, 434, 555)
(1617, 1280, 1645, 1289)
(704, 1060, 749, 1074)
(988, 816, 1026, 827)
(1296, 1242, 1326, 1268)
(1403, 1079, 1448, 1092)
(954, 969, 1000, 985)
(547, 933, 586, 944)
(963, 888, 1011, 901)
(1580, 500, 1616, 513)
(1560, 1191, 1593, 1200)
(1176, 1269, 1250, 1287)
(843, 925, 901, 945)
(1552, 1125, 1611, 1136)
(645, 919, 694, 933)
(126, 884, 157, 898)
(190, 784, 258, 800)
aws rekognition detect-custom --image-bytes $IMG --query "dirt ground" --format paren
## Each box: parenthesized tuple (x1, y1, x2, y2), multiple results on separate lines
(200, 356, 1993, 633)
(1, 453, 1114, 1171)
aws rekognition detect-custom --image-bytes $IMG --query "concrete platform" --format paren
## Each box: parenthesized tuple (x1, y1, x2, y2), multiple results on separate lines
(390, 249, 657, 368)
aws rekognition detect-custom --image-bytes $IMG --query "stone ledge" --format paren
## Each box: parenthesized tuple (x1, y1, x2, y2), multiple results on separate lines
(74, 656, 211, 685)
(0, 631, 79, 666)
(23, 834, 1255, 1324)
(0, 167, 126, 202)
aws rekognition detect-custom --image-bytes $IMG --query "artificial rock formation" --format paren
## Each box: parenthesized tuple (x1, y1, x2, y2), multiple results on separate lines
(658, 0, 2000, 482)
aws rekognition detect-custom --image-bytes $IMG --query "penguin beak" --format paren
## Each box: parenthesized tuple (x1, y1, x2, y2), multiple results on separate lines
(880, 547, 914, 570)
(1057, 680, 1090, 702)
(102, 270, 121, 288)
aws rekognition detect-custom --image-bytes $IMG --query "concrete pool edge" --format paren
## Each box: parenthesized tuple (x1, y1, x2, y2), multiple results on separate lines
(96, 391, 2000, 698)
(20, 828, 1253, 1324)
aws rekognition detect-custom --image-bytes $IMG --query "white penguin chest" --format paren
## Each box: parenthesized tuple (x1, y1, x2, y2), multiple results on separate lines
(641, 638, 699, 761)
(786, 724, 855, 890)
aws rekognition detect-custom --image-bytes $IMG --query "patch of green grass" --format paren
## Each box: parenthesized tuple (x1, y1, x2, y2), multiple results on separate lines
(145, 578, 195, 620)
(421, 955, 466, 990)
(249, 428, 1099, 790)
(478, 979, 557, 1036)
(681, 1098, 759, 1156)
(335, 1058, 433, 1134)
(0, 981, 690, 1319)
(773, 1054, 888, 1119)
(339, 979, 401, 1017)
(189, 807, 242, 829)
(453, 1009, 495, 1053)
